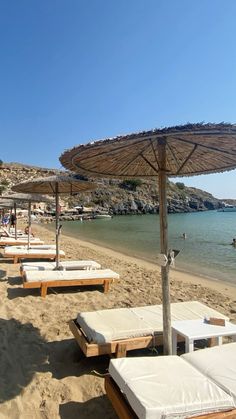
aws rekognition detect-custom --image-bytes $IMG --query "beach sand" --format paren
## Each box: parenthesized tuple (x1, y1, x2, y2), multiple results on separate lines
(0, 222, 236, 418)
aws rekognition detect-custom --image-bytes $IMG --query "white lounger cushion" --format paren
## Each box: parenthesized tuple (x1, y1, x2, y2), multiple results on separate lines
(0, 235, 38, 241)
(4, 247, 64, 256)
(24, 268, 119, 283)
(109, 356, 234, 419)
(4, 245, 57, 254)
(0, 238, 43, 245)
(21, 260, 101, 272)
(77, 301, 229, 344)
(183, 342, 236, 403)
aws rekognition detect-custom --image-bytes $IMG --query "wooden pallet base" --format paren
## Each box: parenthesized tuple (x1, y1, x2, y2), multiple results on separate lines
(105, 376, 236, 419)
(69, 319, 164, 358)
(22, 277, 113, 297)
(4, 253, 65, 264)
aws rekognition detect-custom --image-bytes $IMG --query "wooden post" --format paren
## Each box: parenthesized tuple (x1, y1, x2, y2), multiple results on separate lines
(158, 138, 172, 355)
(14, 202, 17, 240)
(55, 183, 60, 269)
(104, 280, 110, 293)
(41, 283, 48, 298)
(27, 201, 31, 250)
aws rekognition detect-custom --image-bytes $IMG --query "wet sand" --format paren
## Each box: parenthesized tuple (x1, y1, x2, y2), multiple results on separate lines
(0, 222, 235, 418)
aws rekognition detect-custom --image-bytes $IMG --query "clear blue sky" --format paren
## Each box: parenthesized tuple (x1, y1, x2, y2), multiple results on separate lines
(0, 0, 236, 198)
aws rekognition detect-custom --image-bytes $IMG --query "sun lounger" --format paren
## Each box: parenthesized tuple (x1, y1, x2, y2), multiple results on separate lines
(23, 268, 119, 297)
(3, 246, 65, 264)
(69, 301, 229, 357)
(105, 342, 236, 419)
(20, 260, 101, 275)
(0, 227, 25, 237)
(0, 237, 44, 246)
(8, 244, 56, 249)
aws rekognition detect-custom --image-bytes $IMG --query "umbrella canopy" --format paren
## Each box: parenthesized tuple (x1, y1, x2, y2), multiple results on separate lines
(12, 174, 97, 268)
(60, 123, 236, 177)
(2, 192, 51, 203)
(1, 193, 52, 242)
(0, 199, 15, 208)
(59, 122, 236, 355)
(12, 174, 96, 195)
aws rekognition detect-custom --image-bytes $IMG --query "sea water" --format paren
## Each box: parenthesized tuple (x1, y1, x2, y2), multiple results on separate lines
(51, 211, 236, 284)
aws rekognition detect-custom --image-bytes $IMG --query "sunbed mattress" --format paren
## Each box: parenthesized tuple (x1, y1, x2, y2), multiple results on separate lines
(109, 356, 234, 419)
(4, 247, 64, 256)
(0, 237, 41, 242)
(6, 244, 55, 250)
(183, 342, 236, 403)
(24, 268, 119, 283)
(21, 260, 101, 272)
(4, 245, 58, 255)
(77, 301, 229, 344)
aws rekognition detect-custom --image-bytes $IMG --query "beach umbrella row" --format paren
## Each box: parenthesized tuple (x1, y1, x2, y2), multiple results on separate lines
(12, 175, 97, 268)
(0, 199, 22, 239)
(59, 122, 236, 355)
(1, 193, 51, 245)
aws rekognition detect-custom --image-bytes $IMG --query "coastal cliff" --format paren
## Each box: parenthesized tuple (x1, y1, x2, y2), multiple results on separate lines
(0, 161, 226, 215)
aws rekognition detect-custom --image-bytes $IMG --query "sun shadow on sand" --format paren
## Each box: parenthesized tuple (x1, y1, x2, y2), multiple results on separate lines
(0, 320, 111, 405)
(7, 285, 104, 299)
(0, 318, 47, 403)
(59, 397, 116, 419)
(8, 275, 22, 286)
(7, 287, 39, 299)
(0, 257, 12, 264)
(46, 339, 110, 380)
(0, 269, 7, 280)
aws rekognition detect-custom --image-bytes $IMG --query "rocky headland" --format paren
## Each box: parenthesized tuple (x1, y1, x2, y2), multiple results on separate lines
(0, 161, 231, 216)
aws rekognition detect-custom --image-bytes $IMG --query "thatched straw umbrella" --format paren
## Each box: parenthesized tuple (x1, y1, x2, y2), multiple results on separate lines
(0, 199, 15, 227)
(12, 175, 97, 268)
(1, 193, 51, 244)
(59, 122, 236, 355)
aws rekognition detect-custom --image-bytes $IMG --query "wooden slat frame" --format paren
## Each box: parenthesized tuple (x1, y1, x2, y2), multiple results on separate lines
(22, 276, 115, 297)
(4, 252, 65, 264)
(105, 376, 236, 419)
(0, 239, 44, 247)
(69, 319, 164, 357)
(105, 376, 138, 419)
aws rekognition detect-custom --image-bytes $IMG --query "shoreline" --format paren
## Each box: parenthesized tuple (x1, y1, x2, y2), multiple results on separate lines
(40, 221, 236, 299)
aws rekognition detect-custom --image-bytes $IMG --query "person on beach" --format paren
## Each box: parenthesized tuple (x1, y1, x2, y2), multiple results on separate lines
(182, 232, 187, 239)
(9, 213, 16, 228)
(24, 226, 35, 236)
(2, 214, 10, 227)
(231, 238, 236, 247)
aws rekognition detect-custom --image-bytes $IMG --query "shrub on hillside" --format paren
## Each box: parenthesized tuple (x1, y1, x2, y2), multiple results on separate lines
(119, 179, 142, 191)
(175, 182, 185, 190)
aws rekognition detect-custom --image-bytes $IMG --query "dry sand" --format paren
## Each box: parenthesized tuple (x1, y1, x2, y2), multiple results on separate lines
(0, 222, 236, 419)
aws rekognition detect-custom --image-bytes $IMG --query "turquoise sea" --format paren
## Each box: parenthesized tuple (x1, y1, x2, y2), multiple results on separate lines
(49, 211, 236, 285)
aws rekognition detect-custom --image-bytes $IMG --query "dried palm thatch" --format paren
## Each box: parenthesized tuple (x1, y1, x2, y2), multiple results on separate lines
(1, 193, 52, 203)
(12, 174, 96, 195)
(60, 123, 236, 178)
(0, 199, 15, 208)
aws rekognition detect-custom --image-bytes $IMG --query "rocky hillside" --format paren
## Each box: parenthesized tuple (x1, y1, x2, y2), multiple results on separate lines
(0, 162, 225, 214)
